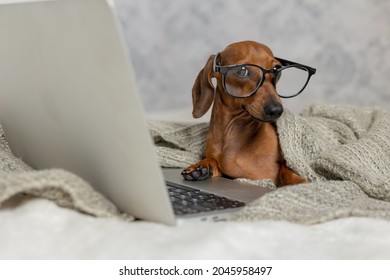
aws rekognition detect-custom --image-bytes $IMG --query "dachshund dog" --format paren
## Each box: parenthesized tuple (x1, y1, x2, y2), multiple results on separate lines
(182, 41, 315, 186)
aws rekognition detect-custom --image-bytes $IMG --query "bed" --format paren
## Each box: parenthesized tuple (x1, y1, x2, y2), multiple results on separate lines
(1, 104, 390, 260)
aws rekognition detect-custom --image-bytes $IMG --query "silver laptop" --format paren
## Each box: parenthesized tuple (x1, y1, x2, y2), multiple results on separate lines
(0, 0, 272, 225)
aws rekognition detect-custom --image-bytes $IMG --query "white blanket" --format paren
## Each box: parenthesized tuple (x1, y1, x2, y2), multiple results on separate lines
(1, 197, 390, 259)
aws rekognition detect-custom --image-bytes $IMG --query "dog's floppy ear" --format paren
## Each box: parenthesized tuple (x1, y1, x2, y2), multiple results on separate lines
(192, 55, 216, 118)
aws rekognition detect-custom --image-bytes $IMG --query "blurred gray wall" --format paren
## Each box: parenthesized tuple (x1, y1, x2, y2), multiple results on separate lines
(114, 0, 390, 113)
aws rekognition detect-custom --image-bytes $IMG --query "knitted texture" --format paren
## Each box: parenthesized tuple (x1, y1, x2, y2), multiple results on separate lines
(152, 103, 390, 224)
(0, 125, 132, 221)
(1, 103, 389, 224)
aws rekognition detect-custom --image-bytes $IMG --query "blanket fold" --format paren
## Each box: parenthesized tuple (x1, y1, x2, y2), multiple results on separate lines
(1, 103, 389, 224)
(151, 103, 390, 224)
(0, 126, 132, 221)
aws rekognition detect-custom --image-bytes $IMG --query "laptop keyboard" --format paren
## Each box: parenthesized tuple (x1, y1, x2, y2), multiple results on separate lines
(166, 184, 245, 216)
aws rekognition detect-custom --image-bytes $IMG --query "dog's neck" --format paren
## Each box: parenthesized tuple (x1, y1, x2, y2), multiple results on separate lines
(209, 94, 274, 138)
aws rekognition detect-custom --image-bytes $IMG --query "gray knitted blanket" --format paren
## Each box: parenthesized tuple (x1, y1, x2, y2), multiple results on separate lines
(1, 103, 390, 224)
(150, 103, 390, 224)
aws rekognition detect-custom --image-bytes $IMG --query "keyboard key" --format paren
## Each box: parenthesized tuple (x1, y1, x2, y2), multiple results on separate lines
(166, 184, 245, 216)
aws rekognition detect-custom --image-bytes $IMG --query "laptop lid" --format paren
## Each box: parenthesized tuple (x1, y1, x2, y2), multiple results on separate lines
(0, 0, 176, 225)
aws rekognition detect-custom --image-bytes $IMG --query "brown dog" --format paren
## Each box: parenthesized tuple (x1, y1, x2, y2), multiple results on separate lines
(182, 41, 315, 186)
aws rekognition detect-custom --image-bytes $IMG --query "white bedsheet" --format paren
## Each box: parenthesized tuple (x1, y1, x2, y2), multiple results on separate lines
(1, 197, 390, 259)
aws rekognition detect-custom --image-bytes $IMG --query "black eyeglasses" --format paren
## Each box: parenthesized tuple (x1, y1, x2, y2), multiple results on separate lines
(213, 53, 316, 98)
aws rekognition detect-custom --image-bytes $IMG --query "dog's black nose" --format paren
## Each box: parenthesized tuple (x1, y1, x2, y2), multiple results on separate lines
(264, 103, 283, 118)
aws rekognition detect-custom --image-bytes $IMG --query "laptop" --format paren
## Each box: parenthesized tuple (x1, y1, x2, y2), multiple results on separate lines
(0, 0, 272, 225)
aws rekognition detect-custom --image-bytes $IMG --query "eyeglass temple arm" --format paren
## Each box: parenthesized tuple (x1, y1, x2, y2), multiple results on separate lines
(274, 57, 316, 74)
(213, 53, 316, 74)
(213, 52, 221, 72)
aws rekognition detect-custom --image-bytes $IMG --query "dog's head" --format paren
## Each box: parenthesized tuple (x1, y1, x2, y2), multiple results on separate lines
(192, 41, 283, 122)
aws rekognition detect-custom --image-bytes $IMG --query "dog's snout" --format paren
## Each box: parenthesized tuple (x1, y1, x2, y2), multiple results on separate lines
(264, 102, 283, 119)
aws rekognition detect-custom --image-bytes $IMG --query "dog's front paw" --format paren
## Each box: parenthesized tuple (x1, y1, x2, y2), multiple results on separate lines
(182, 159, 220, 181)
(181, 165, 212, 181)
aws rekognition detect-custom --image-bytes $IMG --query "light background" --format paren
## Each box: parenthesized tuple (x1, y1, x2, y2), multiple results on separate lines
(114, 0, 389, 114)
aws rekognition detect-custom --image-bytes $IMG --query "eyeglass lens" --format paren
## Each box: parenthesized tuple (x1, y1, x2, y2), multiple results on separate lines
(225, 65, 262, 97)
(224, 65, 310, 98)
(275, 67, 310, 98)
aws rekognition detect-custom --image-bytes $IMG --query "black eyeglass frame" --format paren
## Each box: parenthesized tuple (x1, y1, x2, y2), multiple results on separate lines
(212, 53, 317, 98)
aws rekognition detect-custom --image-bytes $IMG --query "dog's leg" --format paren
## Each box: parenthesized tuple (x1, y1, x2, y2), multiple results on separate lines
(181, 158, 222, 181)
(279, 164, 307, 186)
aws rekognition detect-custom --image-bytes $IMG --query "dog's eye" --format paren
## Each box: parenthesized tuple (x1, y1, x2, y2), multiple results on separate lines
(272, 65, 282, 84)
(233, 66, 249, 78)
